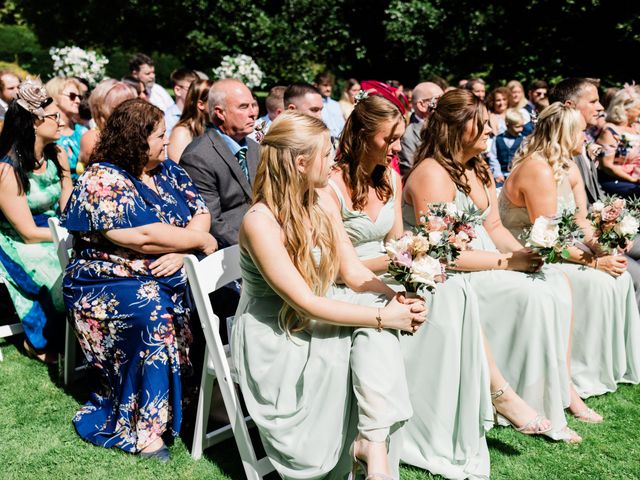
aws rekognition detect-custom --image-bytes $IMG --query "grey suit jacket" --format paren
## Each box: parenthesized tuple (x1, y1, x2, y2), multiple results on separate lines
(573, 152, 603, 208)
(399, 117, 423, 176)
(180, 128, 259, 247)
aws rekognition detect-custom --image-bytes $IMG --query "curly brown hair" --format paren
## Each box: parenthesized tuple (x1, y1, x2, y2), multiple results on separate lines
(336, 94, 403, 210)
(89, 98, 163, 177)
(485, 86, 511, 113)
(411, 89, 491, 195)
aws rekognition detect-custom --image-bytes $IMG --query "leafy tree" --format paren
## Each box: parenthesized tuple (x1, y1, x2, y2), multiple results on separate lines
(16, 0, 365, 86)
(384, 0, 640, 86)
(12, 0, 640, 88)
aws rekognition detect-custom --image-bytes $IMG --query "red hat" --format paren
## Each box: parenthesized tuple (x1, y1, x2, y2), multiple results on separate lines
(360, 80, 409, 115)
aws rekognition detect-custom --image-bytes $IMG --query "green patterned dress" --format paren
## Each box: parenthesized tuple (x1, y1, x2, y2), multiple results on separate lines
(0, 155, 65, 350)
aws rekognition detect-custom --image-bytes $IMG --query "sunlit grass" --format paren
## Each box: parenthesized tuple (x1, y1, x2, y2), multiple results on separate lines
(2, 339, 639, 480)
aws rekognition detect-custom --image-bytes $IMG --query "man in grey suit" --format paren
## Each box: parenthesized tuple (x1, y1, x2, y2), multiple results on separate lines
(551, 77, 640, 309)
(180, 78, 258, 346)
(398, 82, 443, 175)
(180, 78, 259, 248)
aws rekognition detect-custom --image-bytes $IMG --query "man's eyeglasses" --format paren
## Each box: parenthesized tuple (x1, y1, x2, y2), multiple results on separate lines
(42, 112, 61, 123)
(62, 92, 84, 102)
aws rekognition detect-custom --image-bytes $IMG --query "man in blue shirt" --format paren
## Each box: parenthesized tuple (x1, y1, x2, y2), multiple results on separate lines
(164, 68, 197, 136)
(314, 72, 345, 138)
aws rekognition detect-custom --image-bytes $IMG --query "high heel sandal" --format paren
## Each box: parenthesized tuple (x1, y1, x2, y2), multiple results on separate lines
(568, 382, 603, 424)
(348, 443, 394, 480)
(491, 382, 553, 435)
(571, 407, 603, 424)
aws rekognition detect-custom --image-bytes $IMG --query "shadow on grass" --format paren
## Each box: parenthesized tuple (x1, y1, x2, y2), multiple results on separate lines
(486, 436, 521, 456)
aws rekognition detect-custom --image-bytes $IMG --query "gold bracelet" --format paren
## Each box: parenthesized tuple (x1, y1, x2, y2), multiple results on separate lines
(376, 308, 383, 332)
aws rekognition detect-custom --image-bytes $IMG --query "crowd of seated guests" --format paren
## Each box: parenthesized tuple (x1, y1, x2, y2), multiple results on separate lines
(1, 53, 640, 478)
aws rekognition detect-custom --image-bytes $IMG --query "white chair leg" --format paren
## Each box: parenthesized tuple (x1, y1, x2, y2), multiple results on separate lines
(192, 350, 215, 460)
(64, 319, 76, 385)
(218, 372, 263, 479)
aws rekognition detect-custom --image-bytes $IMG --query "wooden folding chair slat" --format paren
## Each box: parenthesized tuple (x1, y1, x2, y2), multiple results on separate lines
(184, 247, 274, 479)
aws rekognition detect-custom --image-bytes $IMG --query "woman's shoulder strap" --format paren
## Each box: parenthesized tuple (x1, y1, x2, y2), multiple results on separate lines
(327, 178, 348, 209)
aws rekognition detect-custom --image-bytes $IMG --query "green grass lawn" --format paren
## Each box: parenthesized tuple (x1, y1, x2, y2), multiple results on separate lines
(2, 337, 640, 480)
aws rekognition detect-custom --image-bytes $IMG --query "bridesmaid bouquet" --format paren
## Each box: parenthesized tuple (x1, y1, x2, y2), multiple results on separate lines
(385, 232, 445, 297)
(520, 211, 583, 263)
(589, 196, 640, 254)
(414, 203, 484, 265)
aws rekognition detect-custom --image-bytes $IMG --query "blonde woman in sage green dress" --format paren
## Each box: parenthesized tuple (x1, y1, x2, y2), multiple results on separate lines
(231, 112, 427, 480)
(403, 89, 584, 443)
(322, 92, 495, 479)
(0, 79, 71, 362)
(500, 103, 640, 410)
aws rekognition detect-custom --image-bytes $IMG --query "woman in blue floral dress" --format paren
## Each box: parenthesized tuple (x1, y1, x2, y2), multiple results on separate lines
(61, 99, 218, 461)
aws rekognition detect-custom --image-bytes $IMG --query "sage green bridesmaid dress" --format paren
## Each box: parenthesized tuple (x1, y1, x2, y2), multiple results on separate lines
(409, 186, 573, 441)
(499, 175, 640, 397)
(231, 244, 412, 479)
(329, 170, 494, 480)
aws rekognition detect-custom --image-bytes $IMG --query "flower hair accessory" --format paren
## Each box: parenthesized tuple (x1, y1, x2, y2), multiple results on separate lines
(360, 80, 409, 115)
(354, 89, 369, 105)
(16, 78, 50, 118)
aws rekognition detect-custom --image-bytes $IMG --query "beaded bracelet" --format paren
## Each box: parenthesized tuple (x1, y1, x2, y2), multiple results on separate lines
(376, 308, 383, 332)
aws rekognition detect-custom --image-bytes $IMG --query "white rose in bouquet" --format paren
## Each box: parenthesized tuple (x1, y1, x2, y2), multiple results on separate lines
(428, 231, 443, 246)
(445, 203, 458, 216)
(409, 255, 443, 290)
(592, 200, 605, 213)
(614, 214, 640, 237)
(528, 216, 560, 248)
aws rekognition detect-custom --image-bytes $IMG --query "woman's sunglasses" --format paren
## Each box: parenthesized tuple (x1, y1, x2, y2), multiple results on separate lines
(62, 92, 84, 102)
(42, 112, 61, 123)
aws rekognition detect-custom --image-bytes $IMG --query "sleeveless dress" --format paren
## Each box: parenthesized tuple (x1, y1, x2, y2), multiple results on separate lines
(56, 123, 88, 179)
(231, 244, 412, 479)
(499, 175, 640, 397)
(406, 186, 573, 440)
(329, 171, 493, 480)
(0, 155, 65, 350)
(61, 160, 206, 452)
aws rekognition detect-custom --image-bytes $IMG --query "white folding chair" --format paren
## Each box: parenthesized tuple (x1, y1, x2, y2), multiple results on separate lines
(0, 275, 24, 362)
(48, 217, 84, 385)
(184, 246, 274, 479)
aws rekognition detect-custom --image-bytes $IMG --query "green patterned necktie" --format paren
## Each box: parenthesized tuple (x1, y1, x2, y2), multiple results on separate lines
(236, 147, 249, 180)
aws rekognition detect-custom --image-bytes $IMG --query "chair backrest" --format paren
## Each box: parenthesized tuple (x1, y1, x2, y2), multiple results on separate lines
(184, 245, 241, 357)
(48, 217, 74, 269)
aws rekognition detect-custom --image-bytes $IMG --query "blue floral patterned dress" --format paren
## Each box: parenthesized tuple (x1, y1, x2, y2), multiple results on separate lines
(61, 159, 208, 453)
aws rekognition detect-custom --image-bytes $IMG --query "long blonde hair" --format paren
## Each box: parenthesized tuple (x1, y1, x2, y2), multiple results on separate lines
(606, 87, 640, 125)
(512, 102, 582, 183)
(507, 80, 527, 109)
(253, 111, 339, 334)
